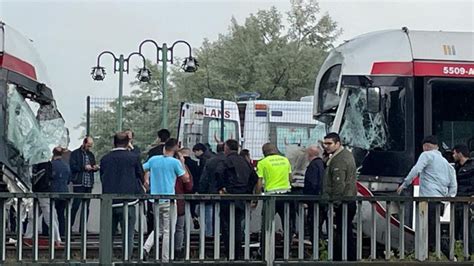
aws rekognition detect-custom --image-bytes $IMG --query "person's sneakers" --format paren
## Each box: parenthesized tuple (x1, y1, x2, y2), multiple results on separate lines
(23, 238, 33, 247)
(54, 241, 63, 248)
(193, 217, 200, 230)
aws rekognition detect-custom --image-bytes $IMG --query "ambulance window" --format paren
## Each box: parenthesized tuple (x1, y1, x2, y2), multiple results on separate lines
(271, 124, 326, 155)
(318, 65, 341, 113)
(204, 119, 238, 152)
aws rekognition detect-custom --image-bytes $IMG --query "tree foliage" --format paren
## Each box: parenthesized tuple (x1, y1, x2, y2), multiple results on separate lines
(171, 0, 341, 102)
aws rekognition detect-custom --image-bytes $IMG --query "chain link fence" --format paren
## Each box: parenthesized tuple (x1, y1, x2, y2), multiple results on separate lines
(86, 96, 180, 159)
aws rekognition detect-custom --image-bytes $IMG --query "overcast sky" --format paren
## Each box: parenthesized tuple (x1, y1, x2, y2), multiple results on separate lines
(1, 0, 473, 148)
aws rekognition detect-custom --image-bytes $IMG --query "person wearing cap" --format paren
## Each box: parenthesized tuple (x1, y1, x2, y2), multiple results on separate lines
(397, 135, 457, 255)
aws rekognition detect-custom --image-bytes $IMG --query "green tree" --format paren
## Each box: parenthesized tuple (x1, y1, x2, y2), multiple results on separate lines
(171, 0, 342, 102)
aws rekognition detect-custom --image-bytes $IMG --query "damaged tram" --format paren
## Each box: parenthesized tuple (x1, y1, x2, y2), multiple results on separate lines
(314, 28, 474, 193)
(313, 28, 474, 249)
(0, 22, 69, 193)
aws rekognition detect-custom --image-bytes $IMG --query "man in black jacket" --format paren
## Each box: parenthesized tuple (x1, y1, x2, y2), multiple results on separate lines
(192, 143, 214, 229)
(453, 144, 474, 252)
(216, 139, 257, 260)
(199, 143, 226, 237)
(69, 136, 98, 231)
(101, 132, 144, 259)
(304, 144, 325, 244)
(200, 143, 226, 194)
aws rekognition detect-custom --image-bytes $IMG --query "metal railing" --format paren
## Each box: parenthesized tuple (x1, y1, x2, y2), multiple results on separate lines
(1, 193, 474, 265)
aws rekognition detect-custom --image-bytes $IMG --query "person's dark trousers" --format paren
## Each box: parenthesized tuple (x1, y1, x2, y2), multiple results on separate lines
(71, 186, 92, 231)
(289, 188, 303, 236)
(454, 203, 474, 254)
(190, 201, 199, 219)
(55, 199, 67, 237)
(112, 204, 136, 259)
(333, 201, 356, 261)
(428, 202, 450, 257)
(9, 206, 16, 232)
(274, 192, 291, 236)
(220, 201, 244, 260)
(146, 201, 154, 235)
(307, 201, 327, 244)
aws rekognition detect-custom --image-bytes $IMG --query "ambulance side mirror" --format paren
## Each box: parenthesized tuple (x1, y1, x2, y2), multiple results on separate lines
(366, 87, 381, 113)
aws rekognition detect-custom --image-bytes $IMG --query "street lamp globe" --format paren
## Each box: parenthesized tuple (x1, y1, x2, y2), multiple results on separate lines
(181, 56, 198, 72)
(137, 67, 152, 82)
(91, 66, 106, 81)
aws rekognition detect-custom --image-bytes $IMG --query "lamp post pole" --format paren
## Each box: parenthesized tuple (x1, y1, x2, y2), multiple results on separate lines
(161, 44, 168, 129)
(92, 51, 150, 133)
(137, 39, 198, 130)
(117, 54, 125, 132)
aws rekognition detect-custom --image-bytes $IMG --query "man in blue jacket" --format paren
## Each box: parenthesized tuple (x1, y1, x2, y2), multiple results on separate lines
(397, 135, 457, 256)
(51, 146, 71, 237)
(100, 132, 144, 259)
(304, 144, 325, 245)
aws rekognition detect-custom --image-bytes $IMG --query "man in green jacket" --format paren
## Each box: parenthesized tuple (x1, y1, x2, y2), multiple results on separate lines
(322, 132, 357, 261)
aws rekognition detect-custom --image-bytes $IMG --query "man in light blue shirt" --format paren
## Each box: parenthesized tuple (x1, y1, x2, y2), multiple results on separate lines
(397, 136, 457, 197)
(142, 138, 189, 261)
(397, 135, 457, 255)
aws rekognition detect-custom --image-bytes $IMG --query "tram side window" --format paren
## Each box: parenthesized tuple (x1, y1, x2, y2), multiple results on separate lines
(318, 65, 341, 113)
(340, 86, 406, 151)
(431, 80, 474, 152)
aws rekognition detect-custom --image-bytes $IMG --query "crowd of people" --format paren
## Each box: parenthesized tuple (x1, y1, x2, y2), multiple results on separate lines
(17, 129, 474, 261)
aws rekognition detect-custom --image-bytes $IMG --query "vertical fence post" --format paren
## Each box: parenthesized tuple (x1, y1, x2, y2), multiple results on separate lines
(49, 199, 55, 261)
(449, 203, 455, 261)
(199, 201, 205, 260)
(214, 202, 221, 260)
(138, 201, 144, 261)
(399, 202, 405, 260)
(264, 197, 275, 266)
(328, 202, 334, 261)
(0, 199, 5, 263)
(463, 203, 469, 259)
(385, 201, 391, 260)
(370, 202, 376, 260)
(16, 198, 22, 262)
(65, 199, 72, 261)
(356, 201, 362, 261)
(283, 202, 290, 260)
(415, 201, 428, 261)
(86, 96, 91, 136)
(435, 204, 441, 259)
(99, 195, 113, 265)
(32, 198, 39, 261)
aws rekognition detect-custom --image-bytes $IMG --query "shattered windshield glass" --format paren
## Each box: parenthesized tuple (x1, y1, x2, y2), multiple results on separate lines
(37, 103, 69, 150)
(339, 86, 405, 151)
(6, 84, 69, 165)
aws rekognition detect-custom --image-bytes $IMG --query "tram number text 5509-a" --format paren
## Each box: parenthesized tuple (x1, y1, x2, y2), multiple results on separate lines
(443, 66, 474, 76)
